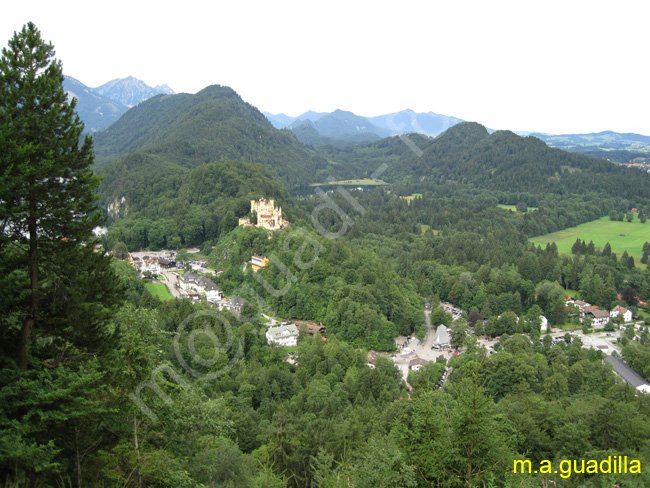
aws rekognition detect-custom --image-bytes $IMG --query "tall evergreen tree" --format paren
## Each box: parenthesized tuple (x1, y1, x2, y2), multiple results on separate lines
(0, 24, 125, 484)
(602, 242, 612, 257)
(0, 23, 123, 369)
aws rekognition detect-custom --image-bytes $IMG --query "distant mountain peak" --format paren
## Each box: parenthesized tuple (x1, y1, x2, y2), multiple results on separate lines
(154, 84, 175, 95)
(96, 76, 174, 108)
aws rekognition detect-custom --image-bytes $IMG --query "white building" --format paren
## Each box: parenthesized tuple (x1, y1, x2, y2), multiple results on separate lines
(140, 257, 161, 275)
(583, 306, 610, 327)
(610, 305, 633, 323)
(540, 315, 549, 332)
(178, 272, 221, 301)
(266, 324, 299, 347)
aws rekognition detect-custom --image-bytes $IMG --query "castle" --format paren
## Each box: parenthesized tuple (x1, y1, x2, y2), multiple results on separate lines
(239, 198, 289, 230)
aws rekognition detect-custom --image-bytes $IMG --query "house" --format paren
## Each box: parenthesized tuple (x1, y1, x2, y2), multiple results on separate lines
(584, 306, 610, 327)
(266, 324, 299, 347)
(158, 257, 175, 269)
(140, 257, 161, 275)
(219, 296, 246, 313)
(574, 300, 591, 311)
(409, 358, 428, 371)
(205, 285, 224, 303)
(251, 255, 269, 272)
(295, 321, 326, 336)
(177, 272, 222, 302)
(230, 296, 246, 312)
(611, 305, 633, 322)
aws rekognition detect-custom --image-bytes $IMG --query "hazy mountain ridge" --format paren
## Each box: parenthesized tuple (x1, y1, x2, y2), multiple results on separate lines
(368, 109, 464, 137)
(266, 108, 650, 157)
(264, 108, 463, 143)
(530, 130, 650, 155)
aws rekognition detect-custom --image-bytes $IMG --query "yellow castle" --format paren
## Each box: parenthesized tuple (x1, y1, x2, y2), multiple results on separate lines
(239, 198, 289, 230)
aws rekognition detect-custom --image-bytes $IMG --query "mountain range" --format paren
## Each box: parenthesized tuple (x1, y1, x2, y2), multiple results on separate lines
(64, 74, 650, 159)
(63, 76, 175, 133)
(264, 109, 463, 144)
(265, 109, 650, 157)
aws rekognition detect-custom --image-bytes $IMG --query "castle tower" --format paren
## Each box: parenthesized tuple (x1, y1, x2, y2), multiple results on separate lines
(243, 198, 288, 230)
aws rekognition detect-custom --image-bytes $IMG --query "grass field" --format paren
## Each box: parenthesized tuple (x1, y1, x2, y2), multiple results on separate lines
(498, 204, 538, 213)
(401, 193, 423, 204)
(530, 216, 650, 260)
(145, 283, 174, 301)
(309, 178, 387, 187)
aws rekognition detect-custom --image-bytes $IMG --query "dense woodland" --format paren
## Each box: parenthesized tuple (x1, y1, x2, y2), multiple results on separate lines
(6, 22, 650, 488)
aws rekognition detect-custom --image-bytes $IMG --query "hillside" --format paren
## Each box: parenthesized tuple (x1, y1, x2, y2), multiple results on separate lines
(93, 85, 321, 189)
(309, 109, 390, 141)
(315, 122, 650, 202)
(100, 158, 291, 250)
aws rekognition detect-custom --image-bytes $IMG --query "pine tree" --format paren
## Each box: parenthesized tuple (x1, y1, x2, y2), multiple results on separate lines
(602, 242, 612, 257)
(0, 22, 123, 369)
(571, 238, 582, 255)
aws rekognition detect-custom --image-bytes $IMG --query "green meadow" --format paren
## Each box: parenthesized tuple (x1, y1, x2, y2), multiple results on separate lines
(498, 204, 538, 213)
(401, 193, 423, 204)
(309, 178, 387, 187)
(530, 216, 650, 259)
(144, 282, 174, 301)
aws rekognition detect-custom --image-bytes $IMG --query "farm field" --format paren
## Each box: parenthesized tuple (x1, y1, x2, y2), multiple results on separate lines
(309, 178, 387, 187)
(401, 193, 423, 204)
(144, 282, 174, 301)
(530, 216, 650, 259)
(498, 204, 538, 213)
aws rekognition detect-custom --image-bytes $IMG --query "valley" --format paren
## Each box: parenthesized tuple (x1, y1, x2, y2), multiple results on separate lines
(5, 23, 650, 486)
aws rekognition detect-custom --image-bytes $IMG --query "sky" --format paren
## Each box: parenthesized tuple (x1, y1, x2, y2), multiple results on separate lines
(2, 0, 649, 135)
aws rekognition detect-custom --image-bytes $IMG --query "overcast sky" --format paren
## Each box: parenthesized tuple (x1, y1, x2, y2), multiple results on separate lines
(2, 0, 648, 135)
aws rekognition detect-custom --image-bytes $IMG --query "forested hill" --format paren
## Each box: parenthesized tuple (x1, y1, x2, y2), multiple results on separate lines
(100, 158, 291, 250)
(93, 85, 322, 189)
(319, 122, 650, 201)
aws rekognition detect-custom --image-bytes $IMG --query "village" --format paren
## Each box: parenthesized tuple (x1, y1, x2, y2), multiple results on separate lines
(128, 238, 650, 394)
(124, 197, 650, 394)
(126, 198, 303, 346)
(376, 298, 650, 393)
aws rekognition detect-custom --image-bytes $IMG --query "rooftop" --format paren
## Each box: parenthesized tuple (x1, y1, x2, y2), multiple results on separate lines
(605, 356, 650, 389)
(267, 324, 299, 340)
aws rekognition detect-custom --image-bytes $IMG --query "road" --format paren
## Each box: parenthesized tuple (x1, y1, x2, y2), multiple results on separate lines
(392, 310, 454, 381)
(262, 314, 279, 326)
(158, 268, 184, 298)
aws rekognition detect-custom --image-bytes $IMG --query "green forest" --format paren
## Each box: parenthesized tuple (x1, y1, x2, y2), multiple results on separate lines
(5, 22, 650, 488)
